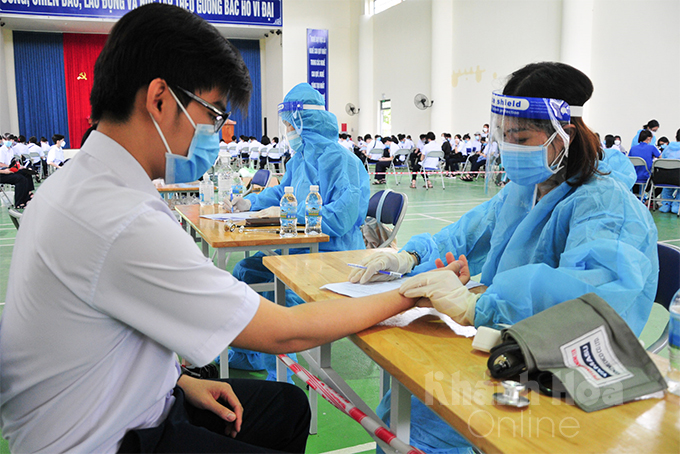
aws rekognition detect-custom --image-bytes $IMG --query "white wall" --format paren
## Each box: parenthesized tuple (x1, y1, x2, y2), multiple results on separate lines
(0, 28, 19, 135)
(371, 0, 432, 137)
(363, 0, 680, 144)
(281, 0, 358, 137)
(589, 0, 680, 146)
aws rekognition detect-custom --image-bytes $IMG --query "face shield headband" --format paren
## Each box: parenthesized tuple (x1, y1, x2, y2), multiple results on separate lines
(278, 101, 326, 152)
(488, 92, 583, 188)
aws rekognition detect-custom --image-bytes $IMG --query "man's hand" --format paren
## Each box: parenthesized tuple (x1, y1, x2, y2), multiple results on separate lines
(435, 252, 470, 285)
(222, 196, 251, 213)
(177, 375, 243, 438)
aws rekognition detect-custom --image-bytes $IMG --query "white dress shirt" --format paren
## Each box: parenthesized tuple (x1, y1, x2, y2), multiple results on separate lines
(0, 131, 260, 453)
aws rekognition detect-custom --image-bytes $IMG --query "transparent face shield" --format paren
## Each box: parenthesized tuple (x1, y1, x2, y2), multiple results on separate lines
(277, 101, 325, 152)
(485, 92, 582, 193)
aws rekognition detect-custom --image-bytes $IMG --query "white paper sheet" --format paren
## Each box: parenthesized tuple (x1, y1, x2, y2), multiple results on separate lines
(321, 280, 405, 298)
(200, 212, 259, 221)
(321, 279, 480, 337)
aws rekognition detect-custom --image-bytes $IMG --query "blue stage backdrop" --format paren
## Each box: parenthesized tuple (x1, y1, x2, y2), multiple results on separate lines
(229, 39, 262, 141)
(13, 31, 70, 147)
(12, 32, 262, 147)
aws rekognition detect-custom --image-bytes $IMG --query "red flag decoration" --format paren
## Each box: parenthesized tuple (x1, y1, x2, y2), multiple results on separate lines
(63, 33, 108, 148)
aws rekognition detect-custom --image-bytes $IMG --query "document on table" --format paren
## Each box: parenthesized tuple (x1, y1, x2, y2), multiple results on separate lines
(200, 212, 260, 221)
(320, 280, 404, 298)
(321, 279, 479, 337)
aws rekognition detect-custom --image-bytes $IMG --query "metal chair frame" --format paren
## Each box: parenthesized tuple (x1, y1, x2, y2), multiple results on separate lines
(628, 156, 650, 200)
(421, 150, 446, 190)
(646, 158, 680, 216)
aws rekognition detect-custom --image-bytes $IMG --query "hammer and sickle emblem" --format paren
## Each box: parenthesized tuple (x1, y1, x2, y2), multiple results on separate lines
(77, 72, 87, 81)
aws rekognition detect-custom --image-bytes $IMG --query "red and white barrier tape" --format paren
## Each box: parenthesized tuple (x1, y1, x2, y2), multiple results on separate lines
(277, 354, 424, 454)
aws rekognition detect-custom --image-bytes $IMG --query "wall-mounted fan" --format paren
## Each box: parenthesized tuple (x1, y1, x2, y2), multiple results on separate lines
(345, 103, 360, 116)
(414, 94, 434, 110)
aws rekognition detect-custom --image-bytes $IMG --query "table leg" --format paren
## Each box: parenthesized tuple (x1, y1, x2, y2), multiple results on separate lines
(217, 249, 227, 270)
(274, 276, 288, 383)
(380, 368, 391, 399)
(219, 348, 230, 379)
(390, 378, 411, 444)
(308, 347, 320, 435)
(311, 243, 319, 253)
(201, 239, 209, 257)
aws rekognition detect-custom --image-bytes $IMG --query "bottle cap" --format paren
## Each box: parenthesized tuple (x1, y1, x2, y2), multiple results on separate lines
(284, 186, 294, 193)
(310, 185, 319, 192)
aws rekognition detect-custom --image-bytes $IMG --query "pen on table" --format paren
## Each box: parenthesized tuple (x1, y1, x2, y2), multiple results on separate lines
(346, 263, 403, 278)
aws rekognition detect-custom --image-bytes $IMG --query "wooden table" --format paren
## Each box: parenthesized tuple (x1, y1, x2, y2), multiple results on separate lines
(263, 249, 680, 454)
(175, 204, 328, 270)
(175, 203, 328, 378)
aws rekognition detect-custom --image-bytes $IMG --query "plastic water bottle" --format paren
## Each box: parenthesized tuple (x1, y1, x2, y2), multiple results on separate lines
(305, 185, 323, 235)
(231, 171, 244, 197)
(279, 186, 298, 238)
(217, 160, 233, 204)
(667, 290, 680, 396)
(199, 173, 214, 206)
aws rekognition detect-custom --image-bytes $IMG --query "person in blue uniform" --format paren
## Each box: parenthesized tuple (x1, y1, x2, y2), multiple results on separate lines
(658, 128, 680, 213)
(349, 62, 658, 454)
(225, 83, 370, 380)
(629, 129, 661, 197)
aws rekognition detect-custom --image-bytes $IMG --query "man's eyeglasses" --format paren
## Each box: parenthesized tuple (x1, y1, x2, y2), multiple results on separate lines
(176, 86, 231, 134)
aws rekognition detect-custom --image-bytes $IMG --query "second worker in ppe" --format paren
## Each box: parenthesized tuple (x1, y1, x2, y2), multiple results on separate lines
(229, 83, 370, 380)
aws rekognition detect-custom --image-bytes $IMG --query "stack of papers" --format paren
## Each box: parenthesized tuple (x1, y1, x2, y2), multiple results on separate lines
(200, 212, 260, 221)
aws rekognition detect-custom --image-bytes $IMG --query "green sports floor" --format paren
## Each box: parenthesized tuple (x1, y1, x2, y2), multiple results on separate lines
(0, 175, 677, 453)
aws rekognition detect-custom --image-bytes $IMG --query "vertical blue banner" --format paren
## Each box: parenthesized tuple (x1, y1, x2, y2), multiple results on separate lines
(307, 28, 328, 110)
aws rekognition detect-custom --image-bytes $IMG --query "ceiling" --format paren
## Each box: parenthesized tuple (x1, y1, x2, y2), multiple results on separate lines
(0, 14, 274, 39)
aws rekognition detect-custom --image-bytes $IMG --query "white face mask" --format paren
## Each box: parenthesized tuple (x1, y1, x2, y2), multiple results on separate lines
(60, 140, 66, 148)
(614, 140, 621, 145)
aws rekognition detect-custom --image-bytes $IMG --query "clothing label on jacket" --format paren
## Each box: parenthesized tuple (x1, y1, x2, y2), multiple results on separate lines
(559, 325, 633, 387)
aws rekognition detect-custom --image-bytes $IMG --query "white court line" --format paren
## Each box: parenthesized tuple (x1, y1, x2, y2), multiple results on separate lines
(408, 200, 489, 208)
(411, 213, 457, 224)
(404, 209, 471, 217)
(0, 244, 15, 247)
(660, 238, 680, 245)
(320, 442, 376, 454)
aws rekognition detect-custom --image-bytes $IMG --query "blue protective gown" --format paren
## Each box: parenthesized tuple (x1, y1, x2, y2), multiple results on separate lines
(602, 147, 636, 190)
(377, 158, 659, 453)
(659, 141, 680, 212)
(231, 83, 370, 379)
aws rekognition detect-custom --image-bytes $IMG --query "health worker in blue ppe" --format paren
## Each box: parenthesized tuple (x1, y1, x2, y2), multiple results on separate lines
(630, 119, 659, 150)
(226, 83, 370, 380)
(602, 134, 637, 190)
(658, 128, 680, 213)
(349, 62, 659, 454)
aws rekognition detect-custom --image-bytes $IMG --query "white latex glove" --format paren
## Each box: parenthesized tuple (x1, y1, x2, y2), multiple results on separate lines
(348, 250, 416, 284)
(222, 196, 251, 213)
(255, 206, 281, 218)
(398, 270, 478, 325)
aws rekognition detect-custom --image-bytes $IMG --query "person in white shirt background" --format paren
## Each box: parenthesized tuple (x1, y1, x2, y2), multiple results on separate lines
(47, 133, 67, 168)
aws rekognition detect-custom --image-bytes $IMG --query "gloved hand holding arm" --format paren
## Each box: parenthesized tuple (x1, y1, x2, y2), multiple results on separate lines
(398, 267, 479, 325)
(222, 196, 251, 213)
(347, 249, 416, 284)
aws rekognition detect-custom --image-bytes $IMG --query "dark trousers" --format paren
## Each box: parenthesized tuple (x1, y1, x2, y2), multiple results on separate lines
(118, 379, 311, 453)
(0, 172, 32, 207)
(445, 153, 467, 171)
(374, 159, 392, 181)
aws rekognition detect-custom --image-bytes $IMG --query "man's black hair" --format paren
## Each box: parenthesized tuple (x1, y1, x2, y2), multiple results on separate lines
(29, 136, 38, 144)
(90, 4, 251, 123)
(52, 134, 64, 143)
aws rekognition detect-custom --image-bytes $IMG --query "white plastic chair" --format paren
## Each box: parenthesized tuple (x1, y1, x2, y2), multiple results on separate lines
(628, 156, 650, 200)
(421, 150, 446, 190)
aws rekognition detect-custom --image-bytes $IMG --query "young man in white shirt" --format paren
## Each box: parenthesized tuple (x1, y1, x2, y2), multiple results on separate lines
(0, 5, 419, 453)
(47, 133, 66, 169)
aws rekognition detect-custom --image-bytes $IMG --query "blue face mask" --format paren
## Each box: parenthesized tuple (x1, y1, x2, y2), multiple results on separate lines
(150, 88, 220, 184)
(500, 132, 563, 186)
(287, 130, 302, 152)
(660, 144, 667, 150)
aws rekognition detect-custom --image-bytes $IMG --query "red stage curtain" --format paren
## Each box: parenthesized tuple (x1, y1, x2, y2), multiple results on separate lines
(63, 33, 108, 148)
